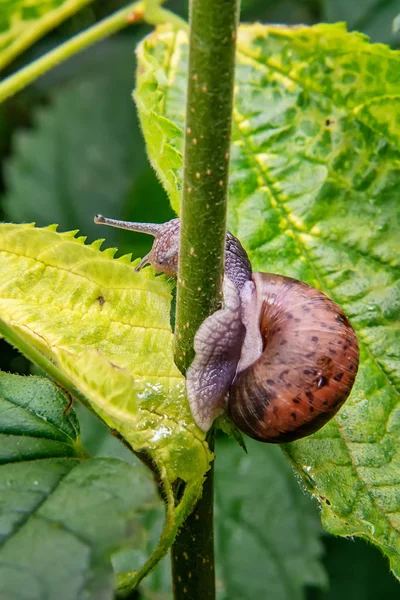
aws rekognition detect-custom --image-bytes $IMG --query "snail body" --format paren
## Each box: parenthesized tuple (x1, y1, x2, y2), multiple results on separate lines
(95, 215, 359, 443)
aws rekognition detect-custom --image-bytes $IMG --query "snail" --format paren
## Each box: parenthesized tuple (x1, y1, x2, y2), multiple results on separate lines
(95, 214, 359, 443)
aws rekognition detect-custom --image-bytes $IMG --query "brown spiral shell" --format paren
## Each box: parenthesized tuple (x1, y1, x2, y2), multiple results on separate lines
(228, 272, 360, 443)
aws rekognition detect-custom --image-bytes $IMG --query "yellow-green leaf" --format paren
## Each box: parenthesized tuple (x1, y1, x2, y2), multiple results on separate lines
(0, 223, 211, 486)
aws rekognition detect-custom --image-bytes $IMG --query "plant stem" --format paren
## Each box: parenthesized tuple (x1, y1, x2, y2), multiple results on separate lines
(174, 0, 240, 372)
(173, 0, 240, 598)
(171, 431, 215, 599)
(0, 1, 188, 104)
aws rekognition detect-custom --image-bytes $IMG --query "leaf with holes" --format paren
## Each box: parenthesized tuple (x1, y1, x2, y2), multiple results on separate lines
(0, 0, 94, 71)
(0, 370, 163, 600)
(135, 23, 400, 578)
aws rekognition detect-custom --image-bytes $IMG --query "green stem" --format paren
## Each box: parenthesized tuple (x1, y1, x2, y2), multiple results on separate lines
(171, 431, 215, 600)
(0, 0, 95, 71)
(117, 477, 203, 596)
(173, 0, 240, 598)
(174, 0, 240, 372)
(0, 1, 188, 104)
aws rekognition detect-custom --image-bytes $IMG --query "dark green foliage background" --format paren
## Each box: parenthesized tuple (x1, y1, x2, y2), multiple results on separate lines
(1, 0, 399, 598)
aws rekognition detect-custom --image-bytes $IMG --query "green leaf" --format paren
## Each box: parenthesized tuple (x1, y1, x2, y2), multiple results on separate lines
(0, 0, 95, 71)
(0, 223, 211, 484)
(135, 23, 400, 578)
(0, 370, 80, 462)
(0, 370, 162, 600)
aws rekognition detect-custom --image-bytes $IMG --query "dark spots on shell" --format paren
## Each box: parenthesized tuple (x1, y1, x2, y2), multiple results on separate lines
(303, 306, 311, 313)
(317, 356, 333, 370)
(267, 379, 275, 386)
(333, 372, 344, 382)
(305, 391, 314, 402)
(329, 349, 337, 355)
(287, 313, 294, 319)
(346, 337, 353, 344)
(97, 295, 105, 308)
(305, 351, 315, 359)
(279, 369, 290, 379)
(311, 336, 318, 343)
(343, 345, 348, 351)
(323, 399, 329, 406)
(349, 364, 354, 371)
(320, 323, 328, 328)
(280, 339, 287, 346)
(303, 369, 317, 375)
(336, 312, 351, 328)
(295, 317, 301, 323)
(273, 406, 279, 415)
(309, 406, 315, 413)
(317, 376, 329, 389)
(328, 326, 338, 332)
(303, 369, 316, 376)
(291, 411, 297, 421)
(292, 397, 301, 404)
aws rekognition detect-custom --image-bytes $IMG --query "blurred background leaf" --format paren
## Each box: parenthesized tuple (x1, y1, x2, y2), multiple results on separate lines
(0, 0, 399, 598)
(0, 0, 95, 71)
(322, 0, 400, 45)
(0, 371, 164, 600)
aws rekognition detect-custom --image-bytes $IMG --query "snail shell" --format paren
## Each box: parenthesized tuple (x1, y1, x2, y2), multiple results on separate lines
(228, 273, 359, 443)
(94, 215, 359, 443)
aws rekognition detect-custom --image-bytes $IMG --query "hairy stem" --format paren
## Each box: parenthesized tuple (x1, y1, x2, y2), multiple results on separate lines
(171, 432, 215, 599)
(0, 1, 188, 104)
(173, 0, 240, 598)
(174, 0, 239, 372)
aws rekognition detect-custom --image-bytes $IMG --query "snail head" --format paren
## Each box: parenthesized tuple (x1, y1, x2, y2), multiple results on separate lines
(94, 215, 180, 277)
